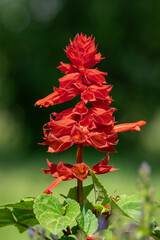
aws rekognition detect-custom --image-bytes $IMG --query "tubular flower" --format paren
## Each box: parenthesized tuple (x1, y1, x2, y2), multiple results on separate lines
(113, 120, 147, 133)
(35, 33, 146, 154)
(35, 87, 79, 108)
(42, 155, 117, 194)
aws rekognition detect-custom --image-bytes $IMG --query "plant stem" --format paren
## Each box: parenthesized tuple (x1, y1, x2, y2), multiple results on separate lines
(76, 143, 83, 205)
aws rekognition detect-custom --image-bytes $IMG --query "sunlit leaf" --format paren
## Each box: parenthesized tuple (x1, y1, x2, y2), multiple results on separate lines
(111, 194, 143, 222)
(34, 194, 80, 235)
(76, 206, 98, 236)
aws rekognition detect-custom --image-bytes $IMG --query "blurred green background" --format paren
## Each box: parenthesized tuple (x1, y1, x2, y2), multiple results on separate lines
(0, 0, 160, 239)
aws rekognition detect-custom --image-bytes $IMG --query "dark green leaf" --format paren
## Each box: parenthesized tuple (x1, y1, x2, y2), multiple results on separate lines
(0, 197, 35, 210)
(76, 207, 98, 236)
(34, 194, 80, 235)
(89, 169, 110, 206)
(63, 184, 94, 202)
(0, 208, 16, 227)
(151, 227, 160, 240)
(13, 208, 38, 233)
(0, 198, 38, 233)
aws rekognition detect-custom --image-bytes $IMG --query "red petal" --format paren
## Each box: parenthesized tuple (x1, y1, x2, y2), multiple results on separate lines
(91, 154, 118, 174)
(57, 62, 77, 74)
(72, 163, 89, 180)
(59, 72, 80, 88)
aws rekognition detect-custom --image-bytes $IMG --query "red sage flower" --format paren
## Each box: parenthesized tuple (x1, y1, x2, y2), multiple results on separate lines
(35, 33, 146, 202)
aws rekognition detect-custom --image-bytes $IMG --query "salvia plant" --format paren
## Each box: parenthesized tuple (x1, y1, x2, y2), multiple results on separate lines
(0, 33, 160, 240)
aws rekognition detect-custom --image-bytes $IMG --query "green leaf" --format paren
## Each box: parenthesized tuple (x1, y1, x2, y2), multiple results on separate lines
(111, 194, 142, 222)
(0, 197, 35, 210)
(151, 226, 160, 240)
(34, 194, 80, 235)
(102, 229, 113, 239)
(0, 208, 16, 227)
(64, 198, 76, 205)
(89, 169, 110, 205)
(13, 208, 38, 233)
(76, 207, 98, 236)
(63, 184, 94, 201)
(0, 198, 38, 233)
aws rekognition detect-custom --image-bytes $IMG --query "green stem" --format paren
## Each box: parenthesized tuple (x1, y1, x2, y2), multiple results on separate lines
(76, 143, 84, 205)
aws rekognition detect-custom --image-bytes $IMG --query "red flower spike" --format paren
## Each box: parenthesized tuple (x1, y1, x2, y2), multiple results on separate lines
(36, 33, 146, 189)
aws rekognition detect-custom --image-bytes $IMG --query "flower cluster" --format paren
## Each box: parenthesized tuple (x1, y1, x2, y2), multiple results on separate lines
(42, 154, 117, 194)
(35, 33, 146, 193)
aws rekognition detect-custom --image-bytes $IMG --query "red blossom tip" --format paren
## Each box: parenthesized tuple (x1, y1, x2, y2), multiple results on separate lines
(113, 120, 147, 133)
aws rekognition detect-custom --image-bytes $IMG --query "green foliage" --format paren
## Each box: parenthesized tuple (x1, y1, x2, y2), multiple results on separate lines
(1, 197, 35, 209)
(89, 169, 110, 205)
(33, 194, 80, 235)
(0, 208, 16, 227)
(0, 198, 38, 233)
(62, 184, 94, 202)
(1, 164, 160, 240)
(76, 206, 98, 236)
(111, 194, 143, 222)
(102, 229, 113, 239)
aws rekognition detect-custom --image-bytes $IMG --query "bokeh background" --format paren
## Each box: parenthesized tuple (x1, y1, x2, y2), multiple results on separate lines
(0, 0, 160, 239)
